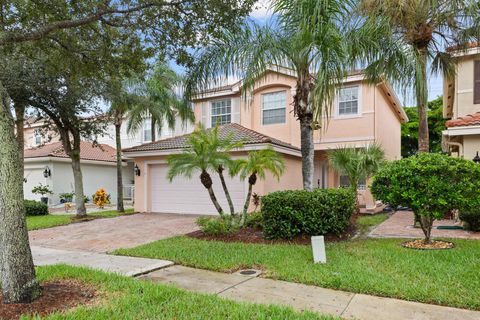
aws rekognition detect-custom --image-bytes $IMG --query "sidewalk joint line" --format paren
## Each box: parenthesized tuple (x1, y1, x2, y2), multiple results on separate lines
(340, 293, 356, 316)
(215, 276, 257, 295)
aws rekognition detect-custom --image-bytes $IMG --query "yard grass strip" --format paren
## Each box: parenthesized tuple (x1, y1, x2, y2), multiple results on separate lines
(34, 265, 336, 320)
(114, 236, 480, 310)
(27, 208, 135, 231)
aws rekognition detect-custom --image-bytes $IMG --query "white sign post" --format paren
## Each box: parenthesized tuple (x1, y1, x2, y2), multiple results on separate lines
(311, 235, 326, 263)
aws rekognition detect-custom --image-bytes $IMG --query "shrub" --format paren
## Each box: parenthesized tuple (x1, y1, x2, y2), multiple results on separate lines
(245, 211, 263, 229)
(93, 188, 110, 208)
(24, 200, 49, 216)
(261, 188, 356, 239)
(371, 153, 480, 243)
(197, 215, 241, 236)
(459, 210, 480, 231)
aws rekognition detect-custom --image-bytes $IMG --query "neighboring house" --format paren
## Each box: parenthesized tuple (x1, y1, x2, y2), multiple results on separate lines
(24, 141, 134, 205)
(124, 68, 408, 215)
(443, 43, 480, 160)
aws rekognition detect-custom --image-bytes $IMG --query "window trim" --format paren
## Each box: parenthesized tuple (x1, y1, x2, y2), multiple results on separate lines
(261, 90, 287, 126)
(210, 98, 232, 127)
(335, 85, 362, 119)
(474, 60, 480, 105)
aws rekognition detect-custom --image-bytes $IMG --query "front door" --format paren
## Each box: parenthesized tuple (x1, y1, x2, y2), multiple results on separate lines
(315, 161, 328, 189)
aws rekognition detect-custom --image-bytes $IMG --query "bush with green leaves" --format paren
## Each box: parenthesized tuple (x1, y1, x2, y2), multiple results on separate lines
(196, 215, 242, 236)
(261, 188, 356, 239)
(459, 210, 480, 232)
(24, 200, 49, 216)
(371, 153, 480, 243)
(244, 211, 263, 229)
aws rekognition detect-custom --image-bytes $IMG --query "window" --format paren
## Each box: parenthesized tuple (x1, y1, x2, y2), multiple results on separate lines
(475, 60, 480, 104)
(262, 91, 286, 125)
(143, 118, 152, 142)
(211, 99, 231, 126)
(34, 129, 42, 146)
(340, 175, 366, 190)
(338, 86, 359, 116)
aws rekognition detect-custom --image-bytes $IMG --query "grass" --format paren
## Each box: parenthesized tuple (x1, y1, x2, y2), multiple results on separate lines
(356, 213, 389, 235)
(114, 236, 480, 310)
(29, 265, 336, 320)
(27, 209, 135, 231)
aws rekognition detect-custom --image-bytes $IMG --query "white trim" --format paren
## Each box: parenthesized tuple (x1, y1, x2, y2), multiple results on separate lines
(457, 89, 474, 94)
(125, 143, 301, 158)
(24, 156, 123, 167)
(450, 47, 480, 58)
(444, 125, 480, 136)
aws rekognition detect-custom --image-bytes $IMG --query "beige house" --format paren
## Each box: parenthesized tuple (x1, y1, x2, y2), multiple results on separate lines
(124, 68, 407, 215)
(443, 43, 480, 160)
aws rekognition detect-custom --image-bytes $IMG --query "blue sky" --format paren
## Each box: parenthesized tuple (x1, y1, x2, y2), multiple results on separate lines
(172, 0, 444, 107)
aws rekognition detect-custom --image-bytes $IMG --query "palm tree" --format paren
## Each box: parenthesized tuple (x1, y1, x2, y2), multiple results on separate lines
(328, 144, 385, 212)
(107, 62, 193, 212)
(186, 0, 364, 190)
(230, 147, 285, 224)
(167, 125, 242, 216)
(358, 0, 480, 153)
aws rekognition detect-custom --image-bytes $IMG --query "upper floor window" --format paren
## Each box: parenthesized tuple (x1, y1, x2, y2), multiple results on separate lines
(262, 91, 287, 125)
(340, 175, 366, 191)
(143, 118, 152, 142)
(474, 60, 480, 105)
(34, 129, 42, 146)
(338, 86, 359, 116)
(211, 99, 231, 127)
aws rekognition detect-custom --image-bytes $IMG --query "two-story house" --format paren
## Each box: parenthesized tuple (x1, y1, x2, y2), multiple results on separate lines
(443, 43, 480, 160)
(124, 68, 407, 215)
(22, 116, 193, 205)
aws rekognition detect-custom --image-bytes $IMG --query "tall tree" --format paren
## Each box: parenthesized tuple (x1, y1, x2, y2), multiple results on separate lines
(401, 97, 446, 157)
(359, 0, 480, 153)
(186, 0, 364, 190)
(107, 62, 194, 213)
(0, 0, 254, 303)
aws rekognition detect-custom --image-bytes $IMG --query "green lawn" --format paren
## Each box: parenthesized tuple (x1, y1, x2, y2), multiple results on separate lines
(114, 236, 480, 310)
(27, 209, 135, 231)
(356, 213, 389, 235)
(31, 265, 336, 320)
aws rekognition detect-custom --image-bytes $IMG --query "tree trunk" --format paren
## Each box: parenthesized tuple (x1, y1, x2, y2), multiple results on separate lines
(419, 215, 434, 244)
(200, 170, 224, 216)
(241, 173, 256, 225)
(151, 117, 156, 142)
(416, 48, 429, 153)
(217, 166, 234, 215)
(115, 122, 125, 213)
(0, 87, 40, 303)
(14, 103, 25, 166)
(300, 117, 314, 190)
(70, 146, 87, 217)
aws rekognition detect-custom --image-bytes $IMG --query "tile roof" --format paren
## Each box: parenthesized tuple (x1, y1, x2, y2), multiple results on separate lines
(446, 112, 480, 128)
(123, 123, 300, 153)
(24, 141, 117, 163)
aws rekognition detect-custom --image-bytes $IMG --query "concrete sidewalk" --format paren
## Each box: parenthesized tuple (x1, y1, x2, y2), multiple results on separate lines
(32, 246, 173, 276)
(141, 265, 480, 320)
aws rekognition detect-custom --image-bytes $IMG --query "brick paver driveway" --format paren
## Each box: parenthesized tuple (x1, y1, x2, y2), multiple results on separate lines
(29, 213, 199, 253)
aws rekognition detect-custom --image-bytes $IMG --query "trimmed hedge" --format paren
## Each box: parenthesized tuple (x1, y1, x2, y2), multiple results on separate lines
(262, 188, 356, 239)
(24, 200, 49, 216)
(460, 210, 480, 231)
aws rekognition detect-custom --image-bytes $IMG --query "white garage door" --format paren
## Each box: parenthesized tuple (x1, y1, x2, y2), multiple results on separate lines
(149, 164, 246, 215)
(24, 168, 47, 201)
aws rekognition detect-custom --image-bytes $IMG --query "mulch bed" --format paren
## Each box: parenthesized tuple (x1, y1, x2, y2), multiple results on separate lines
(402, 239, 455, 250)
(187, 222, 357, 245)
(0, 280, 97, 320)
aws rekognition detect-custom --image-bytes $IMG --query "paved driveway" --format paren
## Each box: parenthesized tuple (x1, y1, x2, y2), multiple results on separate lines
(29, 213, 199, 253)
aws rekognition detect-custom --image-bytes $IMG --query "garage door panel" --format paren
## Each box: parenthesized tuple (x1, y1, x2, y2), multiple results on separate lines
(149, 164, 246, 215)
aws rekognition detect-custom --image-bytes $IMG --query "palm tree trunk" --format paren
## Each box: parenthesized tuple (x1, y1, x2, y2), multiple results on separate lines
(115, 121, 125, 213)
(241, 173, 256, 225)
(300, 117, 314, 190)
(0, 87, 40, 303)
(416, 48, 429, 153)
(151, 117, 156, 142)
(200, 170, 224, 216)
(217, 166, 234, 215)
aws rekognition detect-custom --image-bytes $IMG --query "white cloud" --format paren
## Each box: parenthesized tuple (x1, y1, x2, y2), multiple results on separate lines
(250, 0, 273, 20)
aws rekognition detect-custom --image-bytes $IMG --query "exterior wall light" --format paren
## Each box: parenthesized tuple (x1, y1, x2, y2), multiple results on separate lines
(134, 164, 141, 176)
(43, 166, 51, 178)
(474, 152, 480, 164)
